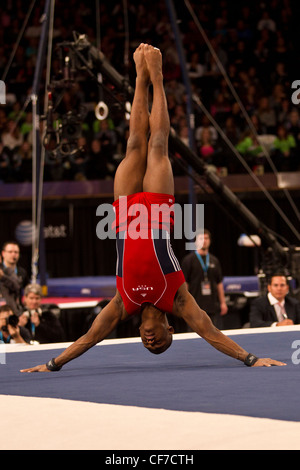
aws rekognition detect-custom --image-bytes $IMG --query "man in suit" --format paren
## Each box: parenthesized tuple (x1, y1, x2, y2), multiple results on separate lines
(249, 273, 300, 328)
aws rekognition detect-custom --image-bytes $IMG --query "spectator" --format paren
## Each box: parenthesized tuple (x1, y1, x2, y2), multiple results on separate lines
(278, 98, 292, 127)
(0, 108, 8, 134)
(204, 37, 228, 70)
(19, 283, 65, 344)
(232, 40, 252, 69)
(225, 117, 241, 143)
(17, 141, 33, 182)
(272, 124, 297, 171)
(243, 84, 260, 115)
(170, 104, 187, 133)
(270, 61, 289, 89)
(195, 115, 218, 145)
(0, 304, 30, 344)
(249, 273, 300, 328)
(20, 111, 33, 140)
(285, 109, 300, 150)
(186, 51, 205, 88)
(1, 120, 23, 152)
(95, 119, 118, 158)
(197, 127, 217, 165)
(236, 130, 264, 171)
(86, 138, 108, 180)
(253, 38, 270, 76)
(257, 11, 277, 33)
(269, 84, 287, 120)
(0, 141, 11, 182)
(178, 121, 190, 147)
(255, 96, 277, 134)
(0, 241, 29, 314)
(210, 92, 231, 125)
(272, 36, 288, 65)
(0, 0, 298, 182)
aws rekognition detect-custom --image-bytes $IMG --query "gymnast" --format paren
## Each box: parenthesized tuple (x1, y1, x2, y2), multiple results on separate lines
(21, 44, 285, 372)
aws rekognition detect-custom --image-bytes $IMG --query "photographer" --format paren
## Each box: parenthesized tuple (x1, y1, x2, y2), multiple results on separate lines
(0, 304, 30, 344)
(19, 284, 65, 344)
(0, 241, 30, 314)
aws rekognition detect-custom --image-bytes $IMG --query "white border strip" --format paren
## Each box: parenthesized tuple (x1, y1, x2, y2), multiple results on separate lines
(3, 325, 300, 354)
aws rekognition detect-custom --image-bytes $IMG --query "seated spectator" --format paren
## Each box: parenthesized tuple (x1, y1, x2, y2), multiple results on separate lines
(257, 10, 277, 33)
(211, 93, 231, 126)
(270, 61, 289, 89)
(223, 116, 241, 145)
(86, 138, 108, 180)
(243, 84, 260, 115)
(269, 84, 287, 120)
(197, 128, 217, 165)
(236, 130, 264, 171)
(170, 104, 187, 133)
(95, 118, 118, 160)
(17, 141, 33, 182)
(277, 98, 292, 127)
(285, 109, 300, 150)
(255, 96, 277, 134)
(231, 40, 252, 69)
(195, 115, 218, 145)
(0, 141, 11, 182)
(19, 284, 65, 344)
(215, 117, 241, 172)
(1, 120, 23, 151)
(20, 111, 33, 140)
(0, 304, 30, 344)
(186, 51, 205, 88)
(178, 121, 190, 147)
(0, 108, 8, 134)
(8, 102, 26, 123)
(249, 273, 300, 328)
(253, 39, 269, 69)
(272, 125, 297, 171)
(164, 79, 186, 106)
(249, 114, 264, 135)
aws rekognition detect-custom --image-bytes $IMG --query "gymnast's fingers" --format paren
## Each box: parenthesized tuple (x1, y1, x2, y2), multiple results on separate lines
(20, 364, 49, 373)
(253, 358, 287, 367)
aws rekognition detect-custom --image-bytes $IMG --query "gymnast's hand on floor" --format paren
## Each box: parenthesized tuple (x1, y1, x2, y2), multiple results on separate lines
(20, 364, 50, 372)
(252, 358, 286, 367)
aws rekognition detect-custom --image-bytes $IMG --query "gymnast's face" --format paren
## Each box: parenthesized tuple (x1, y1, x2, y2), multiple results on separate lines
(139, 306, 174, 354)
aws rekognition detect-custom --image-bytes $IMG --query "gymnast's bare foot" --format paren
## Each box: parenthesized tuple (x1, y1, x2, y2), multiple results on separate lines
(133, 43, 150, 84)
(143, 44, 163, 83)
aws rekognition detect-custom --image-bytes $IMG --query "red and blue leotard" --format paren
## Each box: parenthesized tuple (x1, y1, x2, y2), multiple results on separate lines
(112, 192, 185, 315)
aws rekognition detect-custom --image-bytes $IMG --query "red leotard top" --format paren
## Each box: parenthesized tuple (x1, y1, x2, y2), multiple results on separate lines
(113, 192, 185, 315)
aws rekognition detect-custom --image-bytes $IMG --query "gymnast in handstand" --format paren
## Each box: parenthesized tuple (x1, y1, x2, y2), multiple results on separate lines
(21, 44, 285, 372)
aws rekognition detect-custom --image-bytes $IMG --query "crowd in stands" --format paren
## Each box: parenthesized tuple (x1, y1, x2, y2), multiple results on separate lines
(0, 0, 300, 184)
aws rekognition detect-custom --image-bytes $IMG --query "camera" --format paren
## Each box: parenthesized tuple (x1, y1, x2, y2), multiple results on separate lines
(1, 314, 19, 333)
(61, 112, 82, 141)
(6, 314, 19, 328)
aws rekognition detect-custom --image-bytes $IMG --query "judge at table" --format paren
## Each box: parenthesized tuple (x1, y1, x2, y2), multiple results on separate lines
(249, 273, 300, 328)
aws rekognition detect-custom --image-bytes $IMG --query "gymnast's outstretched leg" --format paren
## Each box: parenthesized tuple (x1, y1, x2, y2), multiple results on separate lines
(114, 44, 150, 200)
(142, 44, 174, 196)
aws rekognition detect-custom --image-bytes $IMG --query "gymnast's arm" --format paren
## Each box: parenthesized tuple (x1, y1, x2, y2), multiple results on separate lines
(20, 292, 126, 373)
(173, 284, 286, 367)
